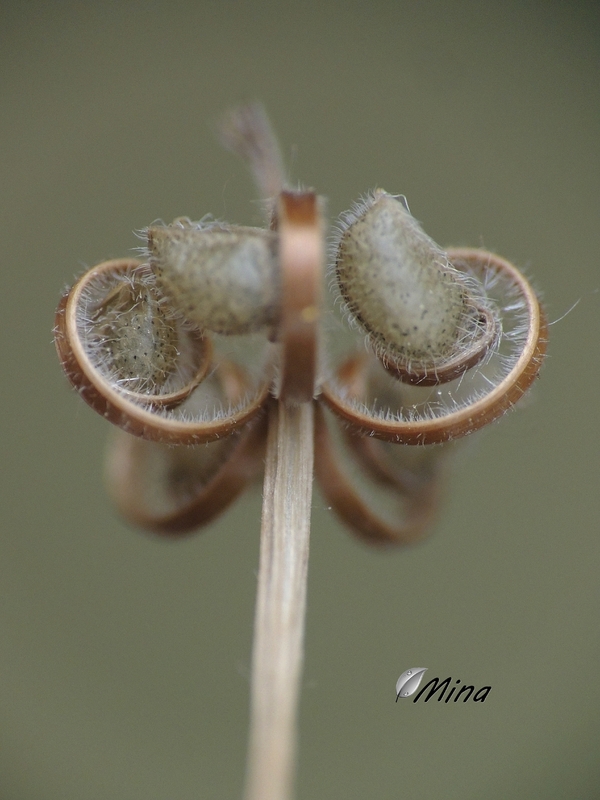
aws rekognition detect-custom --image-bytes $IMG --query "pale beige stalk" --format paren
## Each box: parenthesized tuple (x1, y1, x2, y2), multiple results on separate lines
(217, 104, 319, 800)
(244, 399, 314, 800)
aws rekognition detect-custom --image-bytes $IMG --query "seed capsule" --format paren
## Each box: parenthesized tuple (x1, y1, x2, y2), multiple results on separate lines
(92, 278, 179, 392)
(147, 219, 280, 335)
(334, 191, 491, 381)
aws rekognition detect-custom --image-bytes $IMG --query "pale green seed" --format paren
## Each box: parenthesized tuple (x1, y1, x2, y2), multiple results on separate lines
(148, 223, 279, 335)
(336, 192, 467, 365)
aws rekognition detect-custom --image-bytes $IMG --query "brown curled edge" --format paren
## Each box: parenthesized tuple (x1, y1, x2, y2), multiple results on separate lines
(105, 412, 268, 536)
(321, 249, 548, 445)
(54, 258, 270, 445)
(276, 191, 322, 404)
(314, 404, 442, 546)
(381, 303, 498, 386)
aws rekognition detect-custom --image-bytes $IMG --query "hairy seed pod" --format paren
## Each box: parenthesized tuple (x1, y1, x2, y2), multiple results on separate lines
(92, 278, 179, 392)
(54, 259, 277, 446)
(323, 248, 547, 444)
(147, 219, 280, 335)
(334, 190, 494, 383)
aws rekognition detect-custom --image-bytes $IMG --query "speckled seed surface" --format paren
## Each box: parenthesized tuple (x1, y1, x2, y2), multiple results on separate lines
(336, 193, 467, 364)
(149, 224, 279, 335)
(97, 284, 179, 390)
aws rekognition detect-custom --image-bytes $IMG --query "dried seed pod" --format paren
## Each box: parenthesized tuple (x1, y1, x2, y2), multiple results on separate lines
(323, 248, 547, 445)
(147, 218, 280, 335)
(55, 259, 211, 407)
(89, 276, 180, 395)
(334, 190, 496, 384)
(54, 258, 270, 444)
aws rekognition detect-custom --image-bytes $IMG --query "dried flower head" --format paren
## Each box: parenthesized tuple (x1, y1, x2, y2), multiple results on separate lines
(54, 104, 546, 545)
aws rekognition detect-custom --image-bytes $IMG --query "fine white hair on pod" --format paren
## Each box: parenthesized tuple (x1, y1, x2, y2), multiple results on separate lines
(146, 219, 280, 336)
(332, 190, 497, 385)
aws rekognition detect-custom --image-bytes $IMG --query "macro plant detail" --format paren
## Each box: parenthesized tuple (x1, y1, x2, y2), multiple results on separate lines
(54, 115, 546, 543)
(54, 104, 546, 800)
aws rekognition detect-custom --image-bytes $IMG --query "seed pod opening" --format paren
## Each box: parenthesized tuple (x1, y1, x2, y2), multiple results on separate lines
(90, 276, 180, 394)
(55, 258, 273, 445)
(322, 248, 547, 444)
(57, 259, 211, 407)
(147, 218, 280, 336)
(334, 191, 496, 383)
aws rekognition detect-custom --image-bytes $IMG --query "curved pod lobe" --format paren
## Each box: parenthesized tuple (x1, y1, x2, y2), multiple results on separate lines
(148, 221, 280, 336)
(323, 249, 547, 445)
(55, 259, 269, 444)
(334, 191, 497, 385)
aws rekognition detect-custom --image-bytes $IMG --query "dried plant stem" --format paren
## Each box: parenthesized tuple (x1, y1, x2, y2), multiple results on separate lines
(243, 398, 314, 800)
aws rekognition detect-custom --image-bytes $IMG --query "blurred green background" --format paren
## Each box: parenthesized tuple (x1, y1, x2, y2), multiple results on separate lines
(2, 1, 599, 798)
